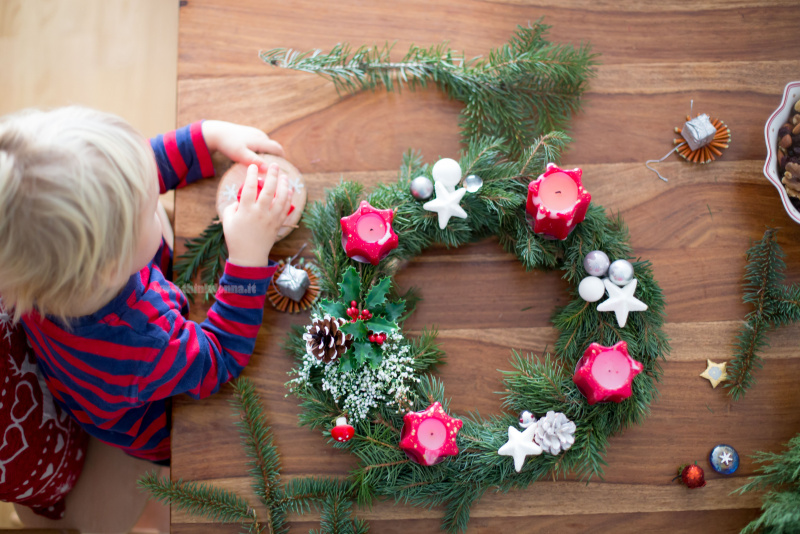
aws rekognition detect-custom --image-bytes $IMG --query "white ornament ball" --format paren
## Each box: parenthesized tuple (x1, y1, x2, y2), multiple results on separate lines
(608, 259, 635, 286)
(578, 276, 605, 302)
(431, 158, 462, 190)
(410, 176, 434, 200)
(583, 250, 610, 277)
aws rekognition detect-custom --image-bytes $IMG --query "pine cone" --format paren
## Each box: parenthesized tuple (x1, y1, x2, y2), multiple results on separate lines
(532, 411, 576, 455)
(303, 315, 353, 363)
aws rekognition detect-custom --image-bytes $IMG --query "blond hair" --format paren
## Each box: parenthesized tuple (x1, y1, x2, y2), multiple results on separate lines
(0, 107, 155, 321)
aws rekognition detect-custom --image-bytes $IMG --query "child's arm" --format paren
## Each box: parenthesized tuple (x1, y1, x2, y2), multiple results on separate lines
(150, 121, 284, 194)
(136, 163, 293, 400)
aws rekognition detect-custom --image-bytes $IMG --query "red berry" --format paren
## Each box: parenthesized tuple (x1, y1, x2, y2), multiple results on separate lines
(351, 301, 357, 308)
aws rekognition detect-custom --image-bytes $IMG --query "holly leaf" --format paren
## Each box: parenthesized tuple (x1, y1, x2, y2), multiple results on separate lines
(365, 317, 397, 334)
(319, 299, 348, 319)
(339, 267, 361, 305)
(368, 349, 384, 368)
(338, 354, 355, 373)
(382, 300, 406, 322)
(364, 277, 392, 309)
(341, 320, 368, 341)
(353, 342, 376, 367)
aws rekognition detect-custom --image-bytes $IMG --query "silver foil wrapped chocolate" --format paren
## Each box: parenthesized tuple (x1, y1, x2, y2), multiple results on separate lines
(275, 264, 310, 302)
(681, 114, 716, 151)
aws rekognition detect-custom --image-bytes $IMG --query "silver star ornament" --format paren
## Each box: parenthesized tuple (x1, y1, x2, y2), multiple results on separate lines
(422, 181, 468, 229)
(596, 278, 648, 328)
(498, 424, 543, 472)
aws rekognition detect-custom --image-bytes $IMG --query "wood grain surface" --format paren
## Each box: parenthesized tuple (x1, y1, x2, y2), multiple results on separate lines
(173, 1, 800, 532)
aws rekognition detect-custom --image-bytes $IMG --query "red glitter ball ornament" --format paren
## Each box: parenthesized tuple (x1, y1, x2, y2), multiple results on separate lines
(677, 463, 706, 489)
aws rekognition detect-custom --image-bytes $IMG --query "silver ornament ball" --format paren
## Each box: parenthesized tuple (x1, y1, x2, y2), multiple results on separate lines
(608, 259, 634, 286)
(583, 250, 610, 277)
(463, 174, 483, 193)
(410, 176, 434, 200)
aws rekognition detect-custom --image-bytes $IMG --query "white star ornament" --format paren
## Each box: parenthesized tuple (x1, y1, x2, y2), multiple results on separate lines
(596, 278, 648, 328)
(422, 181, 468, 229)
(498, 425, 542, 472)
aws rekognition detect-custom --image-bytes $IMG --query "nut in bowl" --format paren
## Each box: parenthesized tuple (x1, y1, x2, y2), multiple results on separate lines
(764, 81, 800, 224)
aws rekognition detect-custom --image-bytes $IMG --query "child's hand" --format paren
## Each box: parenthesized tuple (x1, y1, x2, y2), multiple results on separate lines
(202, 120, 285, 172)
(221, 163, 293, 267)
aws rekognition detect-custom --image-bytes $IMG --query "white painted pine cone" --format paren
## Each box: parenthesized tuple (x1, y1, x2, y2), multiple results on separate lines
(532, 411, 576, 455)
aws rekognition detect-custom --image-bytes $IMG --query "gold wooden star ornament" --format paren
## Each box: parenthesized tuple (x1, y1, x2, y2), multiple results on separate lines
(700, 360, 728, 388)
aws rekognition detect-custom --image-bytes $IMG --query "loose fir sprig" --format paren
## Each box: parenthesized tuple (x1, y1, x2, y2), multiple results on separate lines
(726, 228, 800, 400)
(138, 377, 368, 534)
(174, 24, 595, 291)
(259, 22, 597, 159)
(733, 432, 800, 534)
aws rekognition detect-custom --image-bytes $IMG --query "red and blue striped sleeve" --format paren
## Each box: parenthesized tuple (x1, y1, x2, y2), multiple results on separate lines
(135, 261, 277, 402)
(150, 121, 215, 194)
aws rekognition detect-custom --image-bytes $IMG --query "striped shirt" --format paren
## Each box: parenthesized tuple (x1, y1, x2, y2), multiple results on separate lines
(20, 123, 275, 462)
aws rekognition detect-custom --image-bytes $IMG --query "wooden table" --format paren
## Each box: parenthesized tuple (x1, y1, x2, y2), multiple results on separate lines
(172, 1, 800, 532)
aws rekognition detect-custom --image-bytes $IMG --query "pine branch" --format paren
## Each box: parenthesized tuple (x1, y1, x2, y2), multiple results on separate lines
(173, 218, 226, 302)
(138, 472, 259, 528)
(231, 379, 282, 511)
(726, 228, 800, 400)
(260, 22, 597, 159)
(735, 432, 800, 534)
(140, 377, 367, 533)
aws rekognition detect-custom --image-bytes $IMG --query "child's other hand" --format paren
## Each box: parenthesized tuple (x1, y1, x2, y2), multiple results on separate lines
(202, 120, 285, 172)
(221, 163, 293, 267)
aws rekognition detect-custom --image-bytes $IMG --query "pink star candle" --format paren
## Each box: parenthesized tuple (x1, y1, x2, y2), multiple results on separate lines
(572, 341, 643, 405)
(526, 163, 591, 240)
(340, 200, 399, 265)
(398, 401, 462, 466)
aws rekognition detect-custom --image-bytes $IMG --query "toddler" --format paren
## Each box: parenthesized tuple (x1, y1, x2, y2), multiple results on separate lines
(0, 106, 293, 464)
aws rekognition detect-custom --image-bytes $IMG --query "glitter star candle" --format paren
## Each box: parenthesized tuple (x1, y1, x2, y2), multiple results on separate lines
(340, 201, 399, 265)
(398, 401, 462, 466)
(572, 341, 643, 405)
(526, 163, 591, 240)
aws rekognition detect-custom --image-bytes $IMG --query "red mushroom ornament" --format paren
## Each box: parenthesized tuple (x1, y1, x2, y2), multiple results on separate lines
(331, 417, 355, 442)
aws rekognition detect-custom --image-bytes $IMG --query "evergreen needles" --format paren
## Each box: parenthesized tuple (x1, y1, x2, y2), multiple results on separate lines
(734, 432, 800, 534)
(726, 228, 800, 400)
(138, 377, 367, 533)
(173, 218, 226, 302)
(285, 133, 668, 533)
(259, 22, 597, 159)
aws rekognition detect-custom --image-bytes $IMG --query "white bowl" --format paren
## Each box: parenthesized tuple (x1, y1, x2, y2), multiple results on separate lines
(764, 81, 800, 224)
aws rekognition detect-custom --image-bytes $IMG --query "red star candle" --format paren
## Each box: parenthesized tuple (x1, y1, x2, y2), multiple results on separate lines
(340, 200, 399, 265)
(398, 401, 462, 466)
(572, 341, 643, 405)
(526, 163, 591, 240)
